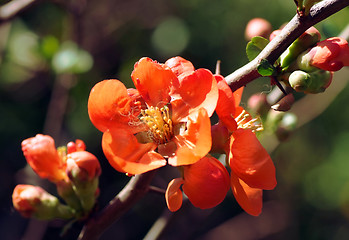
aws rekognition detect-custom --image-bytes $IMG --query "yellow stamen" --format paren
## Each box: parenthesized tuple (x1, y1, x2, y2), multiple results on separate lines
(235, 109, 263, 133)
(140, 105, 174, 144)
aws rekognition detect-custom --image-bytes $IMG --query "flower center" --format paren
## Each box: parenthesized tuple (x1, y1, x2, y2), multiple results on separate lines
(140, 105, 174, 144)
(235, 109, 263, 132)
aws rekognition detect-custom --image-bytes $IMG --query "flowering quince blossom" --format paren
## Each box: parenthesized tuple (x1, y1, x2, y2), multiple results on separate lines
(88, 56, 218, 175)
(211, 75, 277, 216)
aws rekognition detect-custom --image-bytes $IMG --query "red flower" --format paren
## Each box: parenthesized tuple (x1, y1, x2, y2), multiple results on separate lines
(165, 155, 230, 212)
(214, 75, 277, 216)
(88, 57, 218, 175)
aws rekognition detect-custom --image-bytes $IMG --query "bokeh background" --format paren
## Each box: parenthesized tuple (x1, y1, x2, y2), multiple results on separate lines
(1, 0, 349, 239)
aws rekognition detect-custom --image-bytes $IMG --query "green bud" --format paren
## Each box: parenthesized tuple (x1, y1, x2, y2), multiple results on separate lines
(289, 70, 312, 92)
(304, 70, 333, 94)
(296, 50, 318, 72)
(275, 113, 298, 141)
(280, 27, 321, 69)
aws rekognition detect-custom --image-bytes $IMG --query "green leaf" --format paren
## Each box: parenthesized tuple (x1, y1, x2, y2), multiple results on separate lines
(257, 59, 276, 76)
(246, 36, 269, 61)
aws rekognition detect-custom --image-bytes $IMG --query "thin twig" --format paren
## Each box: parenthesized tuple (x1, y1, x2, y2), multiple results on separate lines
(78, 170, 157, 240)
(225, 0, 349, 92)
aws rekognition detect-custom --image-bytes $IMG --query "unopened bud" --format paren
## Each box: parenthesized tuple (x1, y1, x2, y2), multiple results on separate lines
(66, 151, 101, 212)
(245, 18, 272, 41)
(269, 29, 281, 41)
(289, 70, 311, 92)
(275, 113, 297, 141)
(66, 151, 101, 182)
(247, 93, 270, 116)
(304, 70, 333, 94)
(305, 37, 349, 71)
(271, 93, 295, 112)
(280, 27, 321, 69)
(67, 139, 86, 154)
(12, 185, 74, 220)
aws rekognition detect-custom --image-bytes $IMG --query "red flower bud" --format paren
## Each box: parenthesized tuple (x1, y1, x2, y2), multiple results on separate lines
(12, 185, 74, 220)
(307, 37, 349, 71)
(66, 151, 101, 182)
(245, 18, 272, 41)
(21, 134, 67, 183)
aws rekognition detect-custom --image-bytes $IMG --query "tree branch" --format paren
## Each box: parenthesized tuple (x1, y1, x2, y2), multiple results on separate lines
(78, 170, 157, 240)
(225, 0, 349, 92)
(0, 0, 41, 24)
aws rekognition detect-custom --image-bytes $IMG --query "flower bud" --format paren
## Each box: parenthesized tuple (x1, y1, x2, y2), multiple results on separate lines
(67, 151, 101, 182)
(269, 29, 281, 41)
(304, 70, 333, 94)
(275, 113, 298, 141)
(280, 27, 321, 69)
(304, 37, 349, 71)
(289, 70, 312, 92)
(12, 185, 74, 220)
(247, 93, 270, 116)
(67, 139, 86, 154)
(271, 93, 295, 112)
(21, 134, 67, 183)
(66, 151, 101, 212)
(245, 18, 272, 41)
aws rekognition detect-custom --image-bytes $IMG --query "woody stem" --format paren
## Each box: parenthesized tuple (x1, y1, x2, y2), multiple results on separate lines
(225, 0, 349, 92)
(78, 170, 157, 240)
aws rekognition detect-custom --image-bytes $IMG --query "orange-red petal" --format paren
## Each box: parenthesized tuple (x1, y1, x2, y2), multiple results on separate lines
(234, 87, 244, 107)
(215, 75, 237, 131)
(102, 128, 166, 175)
(131, 57, 177, 107)
(164, 56, 195, 78)
(171, 69, 218, 122)
(229, 129, 277, 190)
(21, 134, 66, 183)
(182, 156, 230, 209)
(88, 79, 142, 133)
(168, 108, 212, 166)
(231, 173, 263, 216)
(165, 178, 184, 212)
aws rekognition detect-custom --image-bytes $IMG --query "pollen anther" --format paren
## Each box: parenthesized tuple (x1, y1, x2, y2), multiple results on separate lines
(235, 109, 263, 132)
(140, 105, 174, 144)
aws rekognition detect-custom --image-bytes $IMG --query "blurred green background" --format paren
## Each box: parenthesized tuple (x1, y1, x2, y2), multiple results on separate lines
(1, 0, 349, 239)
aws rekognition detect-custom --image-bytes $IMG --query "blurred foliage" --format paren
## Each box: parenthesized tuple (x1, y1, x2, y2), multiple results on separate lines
(1, 0, 349, 239)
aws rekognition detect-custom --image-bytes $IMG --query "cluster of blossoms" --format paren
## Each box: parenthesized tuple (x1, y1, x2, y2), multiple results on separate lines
(12, 135, 101, 220)
(88, 56, 277, 215)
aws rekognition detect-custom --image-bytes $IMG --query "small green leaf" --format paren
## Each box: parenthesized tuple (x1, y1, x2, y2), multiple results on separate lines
(257, 59, 276, 76)
(246, 36, 269, 61)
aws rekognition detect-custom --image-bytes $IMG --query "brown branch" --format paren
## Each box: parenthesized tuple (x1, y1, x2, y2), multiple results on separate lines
(225, 0, 349, 92)
(0, 0, 41, 24)
(78, 170, 157, 240)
